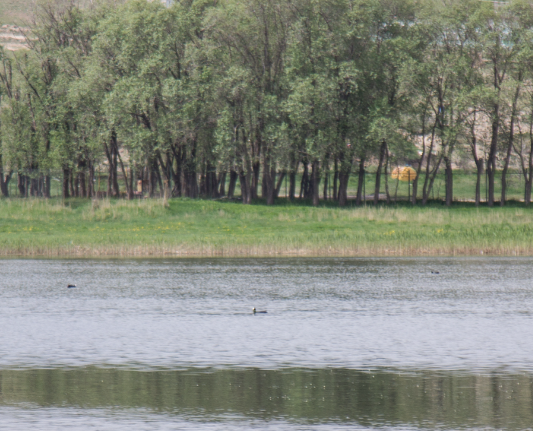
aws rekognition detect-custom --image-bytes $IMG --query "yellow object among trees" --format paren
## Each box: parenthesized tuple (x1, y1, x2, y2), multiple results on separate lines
(391, 167, 417, 182)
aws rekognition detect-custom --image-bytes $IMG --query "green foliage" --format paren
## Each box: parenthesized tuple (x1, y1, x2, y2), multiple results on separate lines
(0, 0, 533, 208)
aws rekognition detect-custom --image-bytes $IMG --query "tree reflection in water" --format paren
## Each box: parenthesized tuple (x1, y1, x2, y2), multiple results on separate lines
(0, 367, 530, 429)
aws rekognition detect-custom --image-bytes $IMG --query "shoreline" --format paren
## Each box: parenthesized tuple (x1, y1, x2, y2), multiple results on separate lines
(0, 245, 529, 258)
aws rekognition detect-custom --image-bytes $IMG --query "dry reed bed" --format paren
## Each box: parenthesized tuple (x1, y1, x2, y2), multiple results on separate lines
(0, 244, 530, 258)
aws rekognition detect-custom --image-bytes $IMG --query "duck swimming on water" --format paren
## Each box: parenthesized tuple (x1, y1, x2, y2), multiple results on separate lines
(253, 308, 267, 314)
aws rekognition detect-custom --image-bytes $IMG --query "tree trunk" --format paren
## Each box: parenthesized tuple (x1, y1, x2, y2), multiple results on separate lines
(104, 135, 120, 198)
(73, 173, 79, 197)
(62, 168, 70, 199)
(289, 160, 298, 201)
(261, 166, 268, 199)
(526, 126, 533, 206)
(299, 163, 309, 199)
(171, 160, 181, 197)
(323, 170, 328, 200)
(117, 150, 133, 200)
(79, 171, 86, 198)
(444, 157, 453, 207)
(0, 154, 11, 197)
(384, 148, 391, 204)
(487, 106, 500, 207)
(526, 172, 532, 206)
(87, 162, 94, 198)
(204, 162, 218, 198)
(30, 177, 36, 197)
(157, 151, 174, 198)
(251, 160, 260, 200)
(170, 146, 182, 197)
(154, 159, 163, 197)
(198, 171, 207, 197)
(147, 159, 155, 197)
(43, 175, 50, 198)
(239, 168, 251, 204)
(268, 165, 276, 205)
(16, 174, 24, 197)
(107, 165, 113, 197)
(421, 124, 443, 205)
(199, 168, 207, 197)
(501, 149, 512, 207)
(130, 165, 134, 199)
(189, 170, 198, 198)
(69, 169, 75, 198)
(393, 170, 401, 203)
(374, 141, 386, 205)
(355, 157, 365, 205)
(338, 172, 350, 207)
(411, 176, 418, 205)
(227, 170, 237, 199)
(211, 169, 219, 198)
(0, 171, 11, 197)
(501, 79, 521, 206)
(412, 107, 429, 206)
(289, 171, 296, 201)
(422, 152, 444, 205)
(239, 171, 247, 202)
(475, 159, 483, 207)
(338, 152, 352, 207)
(469, 111, 482, 207)
(487, 157, 495, 206)
(103, 131, 120, 198)
(182, 150, 198, 198)
(311, 160, 320, 206)
(112, 147, 119, 198)
(333, 158, 338, 201)
(218, 172, 226, 197)
(18, 174, 25, 197)
(180, 140, 196, 198)
(422, 154, 443, 205)
(274, 171, 286, 198)
(263, 157, 275, 205)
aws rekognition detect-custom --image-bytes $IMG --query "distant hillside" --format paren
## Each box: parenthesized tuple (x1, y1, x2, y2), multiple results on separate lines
(0, 0, 32, 51)
(0, 1, 168, 26)
(0, 25, 28, 51)
(0, 0, 33, 26)
(0, 0, 168, 50)
(0, 0, 110, 51)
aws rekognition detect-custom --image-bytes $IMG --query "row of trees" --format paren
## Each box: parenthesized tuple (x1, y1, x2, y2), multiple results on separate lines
(2, 0, 533, 206)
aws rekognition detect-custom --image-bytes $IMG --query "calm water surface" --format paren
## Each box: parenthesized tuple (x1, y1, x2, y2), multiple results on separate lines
(1, 257, 533, 429)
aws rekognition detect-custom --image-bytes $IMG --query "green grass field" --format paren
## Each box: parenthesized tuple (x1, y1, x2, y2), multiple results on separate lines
(1, 197, 532, 257)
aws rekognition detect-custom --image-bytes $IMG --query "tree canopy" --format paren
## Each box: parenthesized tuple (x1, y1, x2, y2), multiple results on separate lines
(1, 0, 533, 206)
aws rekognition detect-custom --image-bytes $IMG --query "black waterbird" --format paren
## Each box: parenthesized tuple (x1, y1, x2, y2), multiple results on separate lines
(253, 308, 267, 314)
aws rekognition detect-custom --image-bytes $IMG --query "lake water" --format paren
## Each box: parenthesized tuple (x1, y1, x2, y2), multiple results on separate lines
(1, 258, 533, 430)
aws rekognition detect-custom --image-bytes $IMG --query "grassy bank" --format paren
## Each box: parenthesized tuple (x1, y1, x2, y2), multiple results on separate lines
(0, 197, 533, 257)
